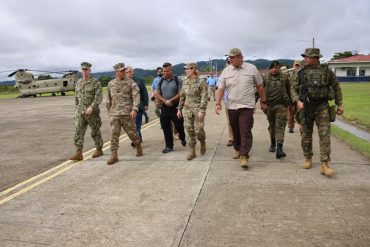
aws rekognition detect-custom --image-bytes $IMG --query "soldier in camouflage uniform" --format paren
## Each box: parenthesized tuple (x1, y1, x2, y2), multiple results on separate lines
(69, 62, 103, 161)
(106, 63, 142, 165)
(291, 48, 344, 177)
(177, 63, 208, 160)
(264, 60, 292, 159)
(288, 60, 303, 134)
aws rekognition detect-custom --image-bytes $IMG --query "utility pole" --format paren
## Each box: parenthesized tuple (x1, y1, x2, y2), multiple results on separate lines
(296, 37, 315, 48)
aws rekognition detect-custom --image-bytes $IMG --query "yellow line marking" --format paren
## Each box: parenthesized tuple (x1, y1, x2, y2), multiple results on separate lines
(0, 119, 160, 205)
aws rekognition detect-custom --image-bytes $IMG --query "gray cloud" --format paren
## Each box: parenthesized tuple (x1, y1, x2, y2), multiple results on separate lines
(1, 0, 369, 80)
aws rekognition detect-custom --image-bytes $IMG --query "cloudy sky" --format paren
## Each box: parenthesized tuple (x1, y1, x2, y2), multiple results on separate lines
(0, 0, 369, 80)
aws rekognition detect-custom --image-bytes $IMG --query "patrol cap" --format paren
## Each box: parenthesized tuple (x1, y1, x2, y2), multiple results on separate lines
(293, 60, 302, 66)
(184, 62, 197, 69)
(269, 60, 281, 69)
(81, 62, 92, 69)
(113, 62, 126, 71)
(301, 48, 323, 58)
(228, 48, 243, 57)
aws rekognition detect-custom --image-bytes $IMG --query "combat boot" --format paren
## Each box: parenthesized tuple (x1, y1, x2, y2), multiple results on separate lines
(92, 148, 103, 158)
(200, 140, 206, 155)
(276, 143, 286, 159)
(232, 150, 240, 159)
(136, 141, 143, 157)
(187, 146, 196, 160)
(69, 148, 83, 161)
(303, 158, 312, 169)
(107, 150, 118, 165)
(320, 161, 334, 177)
(269, 138, 276, 152)
(240, 155, 249, 168)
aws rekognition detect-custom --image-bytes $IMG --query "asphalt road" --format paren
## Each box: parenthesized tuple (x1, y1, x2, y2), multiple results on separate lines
(0, 94, 156, 192)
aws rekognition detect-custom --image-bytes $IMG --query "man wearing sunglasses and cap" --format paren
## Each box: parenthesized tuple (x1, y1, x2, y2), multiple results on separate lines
(215, 48, 266, 169)
(106, 62, 143, 165)
(291, 48, 344, 177)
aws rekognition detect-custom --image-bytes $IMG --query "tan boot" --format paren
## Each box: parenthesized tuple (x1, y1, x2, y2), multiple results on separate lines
(136, 141, 143, 157)
(92, 148, 103, 158)
(303, 158, 312, 169)
(232, 150, 240, 159)
(320, 161, 334, 177)
(107, 150, 118, 165)
(200, 140, 206, 155)
(187, 146, 196, 160)
(240, 155, 249, 168)
(69, 148, 83, 161)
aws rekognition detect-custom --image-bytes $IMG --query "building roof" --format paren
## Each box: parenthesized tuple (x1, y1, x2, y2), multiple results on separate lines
(330, 55, 370, 63)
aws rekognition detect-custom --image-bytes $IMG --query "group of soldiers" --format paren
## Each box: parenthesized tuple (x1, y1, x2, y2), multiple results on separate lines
(69, 46, 344, 178)
(263, 47, 344, 177)
(69, 62, 142, 165)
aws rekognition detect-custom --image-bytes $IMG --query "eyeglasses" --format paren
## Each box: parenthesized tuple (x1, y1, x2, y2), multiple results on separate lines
(294, 64, 300, 67)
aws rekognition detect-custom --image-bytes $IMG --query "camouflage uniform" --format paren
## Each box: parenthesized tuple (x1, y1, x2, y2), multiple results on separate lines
(264, 72, 290, 144)
(106, 77, 141, 151)
(74, 76, 103, 149)
(178, 77, 208, 147)
(291, 49, 343, 163)
(288, 60, 303, 133)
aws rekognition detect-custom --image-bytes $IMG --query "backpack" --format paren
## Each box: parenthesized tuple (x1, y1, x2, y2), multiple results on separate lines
(264, 72, 290, 106)
(299, 64, 334, 101)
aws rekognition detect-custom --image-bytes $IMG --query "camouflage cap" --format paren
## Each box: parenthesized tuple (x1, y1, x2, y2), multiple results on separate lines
(113, 62, 126, 71)
(81, 62, 92, 69)
(293, 60, 302, 66)
(280, 66, 287, 72)
(301, 48, 322, 58)
(184, 62, 197, 69)
(228, 48, 243, 57)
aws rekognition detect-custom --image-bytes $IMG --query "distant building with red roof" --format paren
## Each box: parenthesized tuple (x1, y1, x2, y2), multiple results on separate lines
(328, 54, 370, 82)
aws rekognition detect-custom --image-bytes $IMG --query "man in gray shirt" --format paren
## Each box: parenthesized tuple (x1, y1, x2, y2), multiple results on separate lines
(154, 62, 186, 153)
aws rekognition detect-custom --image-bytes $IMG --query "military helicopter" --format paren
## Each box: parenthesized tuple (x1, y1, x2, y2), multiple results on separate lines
(5, 69, 80, 97)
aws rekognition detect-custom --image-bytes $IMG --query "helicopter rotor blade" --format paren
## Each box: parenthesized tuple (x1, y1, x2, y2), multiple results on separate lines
(27, 69, 65, 74)
(0, 70, 18, 73)
(8, 69, 22, 77)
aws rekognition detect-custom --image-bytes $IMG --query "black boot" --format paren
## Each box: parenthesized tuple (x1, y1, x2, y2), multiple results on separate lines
(269, 138, 276, 152)
(276, 143, 286, 159)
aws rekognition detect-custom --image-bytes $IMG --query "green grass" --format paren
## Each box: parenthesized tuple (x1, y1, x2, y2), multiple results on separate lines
(339, 82, 370, 128)
(0, 92, 21, 99)
(0, 90, 75, 99)
(328, 82, 370, 157)
(331, 124, 370, 157)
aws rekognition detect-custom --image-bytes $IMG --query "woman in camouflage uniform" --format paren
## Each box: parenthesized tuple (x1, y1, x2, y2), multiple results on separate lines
(177, 63, 208, 160)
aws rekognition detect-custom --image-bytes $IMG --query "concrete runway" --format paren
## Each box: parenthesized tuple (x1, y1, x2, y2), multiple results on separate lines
(0, 95, 155, 192)
(0, 96, 370, 246)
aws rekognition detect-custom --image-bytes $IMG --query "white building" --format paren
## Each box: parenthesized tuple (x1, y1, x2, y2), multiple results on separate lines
(328, 55, 370, 82)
